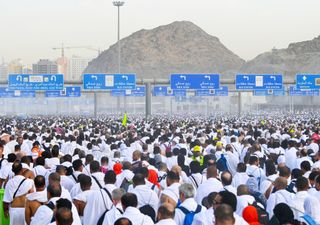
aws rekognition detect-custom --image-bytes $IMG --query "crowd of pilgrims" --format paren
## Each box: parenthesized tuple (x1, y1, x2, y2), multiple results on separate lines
(0, 113, 320, 225)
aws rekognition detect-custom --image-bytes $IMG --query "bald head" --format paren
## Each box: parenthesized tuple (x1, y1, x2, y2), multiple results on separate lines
(274, 177, 287, 191)
(237, 184, 249, 196)
(55, 207, 73, 225)
(221, 171, 232, 186)
(157, 203, 175, 221)
(171, 165, 182, 175)
(49, 172, 61, 184)
(207, 165, 218, 179)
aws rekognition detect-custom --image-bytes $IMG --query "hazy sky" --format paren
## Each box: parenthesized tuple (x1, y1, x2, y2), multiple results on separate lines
(1, 0, 320, 64)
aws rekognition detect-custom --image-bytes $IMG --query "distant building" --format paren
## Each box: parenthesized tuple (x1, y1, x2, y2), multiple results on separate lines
(33, 59, 58, 74)
(0, 62, 8, 80)
(68, 56, 91, 80)
(8, 59, 23, 75)
(57, 56, 68, 80)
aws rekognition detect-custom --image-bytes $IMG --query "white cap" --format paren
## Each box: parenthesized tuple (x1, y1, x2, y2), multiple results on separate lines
(161, 189, 179, 203)
(277, 155, 286, 165)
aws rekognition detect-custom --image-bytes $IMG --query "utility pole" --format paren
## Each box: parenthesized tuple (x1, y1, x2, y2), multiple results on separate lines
(113, 1, 125, 112)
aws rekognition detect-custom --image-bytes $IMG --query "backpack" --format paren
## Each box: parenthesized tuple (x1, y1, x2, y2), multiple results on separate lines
(157, 174, 167, 183)
(178, 205, 202, 225)
(216, 154, 228, 172)
(164, 143, 171, 153)
(139, 205, 156, 222)
(120, 178, 131, 192)
(251, 191, 267, 209)
(286, 179, 297, 193)
(97, 207, 123, 225)
(249, 201, 269, 225)
(45, 201, 56, 223)
(301, 215, 318, 225)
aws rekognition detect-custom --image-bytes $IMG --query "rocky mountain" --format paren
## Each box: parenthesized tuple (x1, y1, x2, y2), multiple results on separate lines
(84, 21, 245, 79)
(240, 36, 320, 78)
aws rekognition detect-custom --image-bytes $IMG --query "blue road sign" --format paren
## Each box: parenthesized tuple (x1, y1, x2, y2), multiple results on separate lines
(0, 87, 35, 98)
(153, 86, 186, 97)
(153, 86, 170, 96)
(236, 74, 283, 90)
(45, 86, 81, 97)
(111, 90, 126, 97)
(289, 86, 319, 96)
(253, 89, 286, 96)
(83, 74, 136, 90)
(173, 89, 187, 97)
(296, 74, 320, 89)
(195, 86, 228, 96)
(111, 86, 145, 97)
(170, 74, 220, 89)
(8, 74, 64, 91)
(128, 86, 146, 97)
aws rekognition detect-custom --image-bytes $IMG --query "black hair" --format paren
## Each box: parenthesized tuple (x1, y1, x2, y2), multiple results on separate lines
(35, 157, 45, 166)
(291, 168, 303, 179)
(8, 153, 17, 163)
(34, 175, 46, 188)
(190, 161, 201, 174)
(104, 170, 116, 184)
(166, 171, 180, 181)
(51, 145, 60, 157)
(47, 183, 62, 198)
(72, 159, 83, 171)
(300, 161, 311, 171)
(132, 173, 145, 186)
(89, 161, 100, 173)
(295, 176, 309, 191)
(219, 190, 237, 212)
(12, 161, 22, 175)
(121, 193, 138, 208)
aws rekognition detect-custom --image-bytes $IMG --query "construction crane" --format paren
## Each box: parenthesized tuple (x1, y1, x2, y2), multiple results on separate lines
(52, 43, 101, 57)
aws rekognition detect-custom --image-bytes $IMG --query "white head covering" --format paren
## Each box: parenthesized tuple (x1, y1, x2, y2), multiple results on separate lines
(277, 155, 286, 165)
(260, 180, 272, 195)
(304, 197, 320, 224)
(161, 189, 179, 203)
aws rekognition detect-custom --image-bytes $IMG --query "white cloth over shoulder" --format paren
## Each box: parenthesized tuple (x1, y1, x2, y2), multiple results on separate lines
(195, 178, 223, 204)
(3, 175, 34, 203)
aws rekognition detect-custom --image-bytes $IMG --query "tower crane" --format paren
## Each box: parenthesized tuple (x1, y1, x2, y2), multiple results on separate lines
(52, 43, 101, 57)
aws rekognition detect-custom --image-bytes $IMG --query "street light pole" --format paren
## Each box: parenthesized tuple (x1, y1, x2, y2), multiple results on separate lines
(113, 1, 124, 73)
(113, 1, 125, 113)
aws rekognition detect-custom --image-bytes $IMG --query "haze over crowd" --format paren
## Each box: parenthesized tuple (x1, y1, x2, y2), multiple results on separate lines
(1, 0, 320, 64)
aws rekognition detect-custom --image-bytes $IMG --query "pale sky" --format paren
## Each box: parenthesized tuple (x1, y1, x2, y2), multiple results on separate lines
(1, 0, 320, 64)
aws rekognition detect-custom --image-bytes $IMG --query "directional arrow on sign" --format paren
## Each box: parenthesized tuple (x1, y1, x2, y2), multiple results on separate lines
(243, 76, 249, 81)
(204, 75, 211, 81)
(16, 75, 22, 82)
(270, 76, 276, 81)
(122, 75, 128, 81)
(180, 75, 186, 80)
(303, 76, 307, 81)
(91, 75, 98, 80)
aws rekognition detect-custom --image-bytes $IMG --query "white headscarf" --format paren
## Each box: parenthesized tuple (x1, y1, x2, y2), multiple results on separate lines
(304, 196, 320, 224)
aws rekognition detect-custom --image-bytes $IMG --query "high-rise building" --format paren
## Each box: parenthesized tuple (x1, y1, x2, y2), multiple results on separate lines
(57, 56, 68, 80)
(0, 62, 8, 80)
(68, 56, 91, 80)
(8, 59, 23, 74)
(33, 59, 58, 74)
